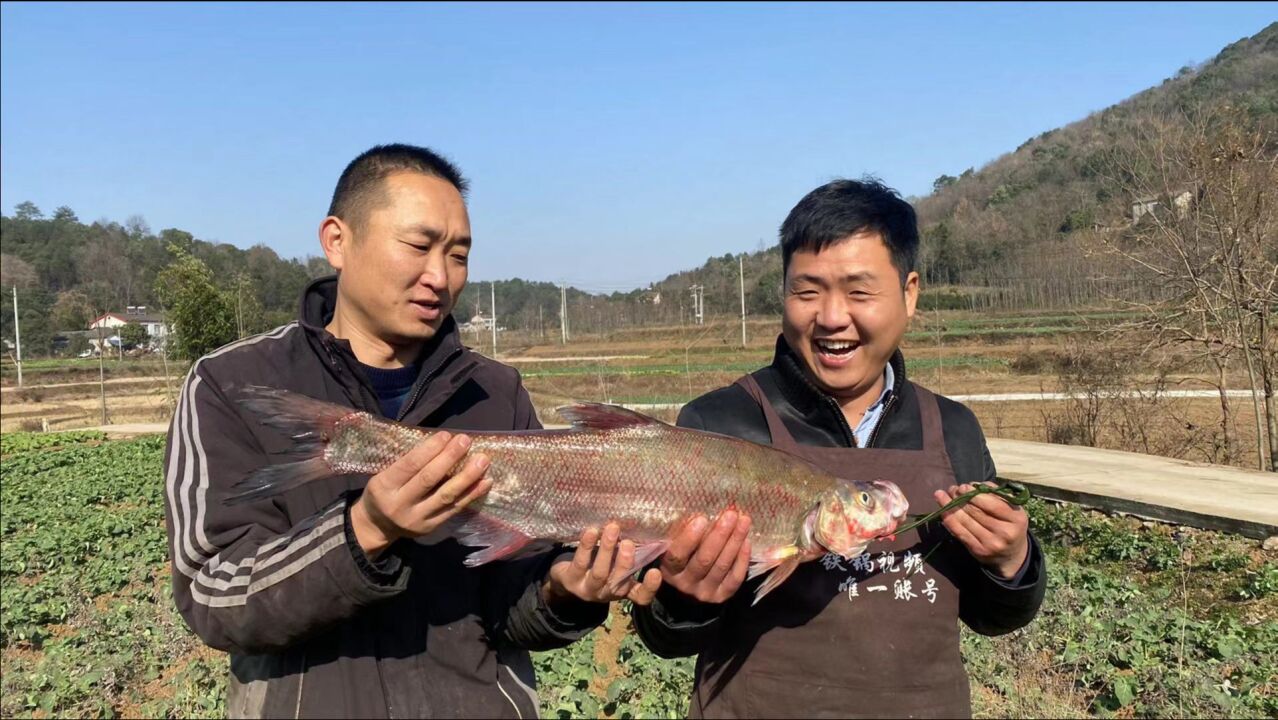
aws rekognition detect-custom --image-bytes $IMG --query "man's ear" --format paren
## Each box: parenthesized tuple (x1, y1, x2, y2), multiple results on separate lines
(319, 216, 350, 272)
(903, 271, 920, 320)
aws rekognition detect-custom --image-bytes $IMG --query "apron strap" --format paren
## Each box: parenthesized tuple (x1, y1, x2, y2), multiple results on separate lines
(910, 383, 945, 453)
(733, 374, 801, 451)
(736, 374, 947, 454)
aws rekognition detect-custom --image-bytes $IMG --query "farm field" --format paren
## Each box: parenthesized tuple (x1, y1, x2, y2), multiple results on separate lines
(1, 431, 1274, 718)
(4, 309, 1252, 445)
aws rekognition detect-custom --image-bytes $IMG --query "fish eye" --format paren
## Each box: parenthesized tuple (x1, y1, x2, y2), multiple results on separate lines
(858, 491, 872, 506)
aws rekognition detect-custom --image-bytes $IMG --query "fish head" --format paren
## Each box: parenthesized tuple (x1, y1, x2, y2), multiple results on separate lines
(814, 479, 909, 559)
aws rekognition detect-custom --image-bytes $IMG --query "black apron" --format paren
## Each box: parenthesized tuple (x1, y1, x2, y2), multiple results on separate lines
(689, 375, 971, 719)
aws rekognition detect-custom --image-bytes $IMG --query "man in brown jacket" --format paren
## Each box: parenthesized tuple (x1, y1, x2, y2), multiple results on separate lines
(631, 178, 1047, 718)
(163, 144, 659, 718)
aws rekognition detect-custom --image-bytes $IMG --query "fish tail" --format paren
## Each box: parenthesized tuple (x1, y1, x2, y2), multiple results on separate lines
(224, 386, 358, 505)
(236, 385, 355, 454)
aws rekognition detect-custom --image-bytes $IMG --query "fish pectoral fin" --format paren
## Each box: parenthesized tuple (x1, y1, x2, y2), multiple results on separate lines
(606, 540, 671, 593)
(632, 540, 671, 571)
(555, 402, 664, 430)
(748, 546, 802, 606)
(747, 545, 799, 581)
(225, 458, 333, 506)
(448, 512, 539, 567)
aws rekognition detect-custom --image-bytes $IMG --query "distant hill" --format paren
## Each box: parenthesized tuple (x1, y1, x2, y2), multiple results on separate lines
(909, 23, 1278, 299)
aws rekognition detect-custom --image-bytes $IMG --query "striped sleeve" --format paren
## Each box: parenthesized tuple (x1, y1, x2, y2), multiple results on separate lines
(163, 327, 408, 654)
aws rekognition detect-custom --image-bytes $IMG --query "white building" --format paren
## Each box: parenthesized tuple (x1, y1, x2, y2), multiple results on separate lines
(88, 306, 168, 341)
(1131, 189, 1194, 223)
(458, 313, 494, 334)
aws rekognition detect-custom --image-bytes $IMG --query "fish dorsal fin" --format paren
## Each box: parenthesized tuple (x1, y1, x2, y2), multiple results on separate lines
(555, 402, 662, 430)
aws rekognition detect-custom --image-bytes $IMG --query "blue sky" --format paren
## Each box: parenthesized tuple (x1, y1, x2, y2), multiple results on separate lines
(2, 2, 1274, 290)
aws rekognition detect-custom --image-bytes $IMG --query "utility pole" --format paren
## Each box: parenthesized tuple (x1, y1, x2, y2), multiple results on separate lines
(11, 287, 22, 387)
(560, 283, 569, 344)
(157, 298, 176, 412)
(96, 320, 108, 424)
(689, 285, 704, 325)
(490, 282, 498, 357)
(739, 256, 747, 348)
(236, 279, 245, 339)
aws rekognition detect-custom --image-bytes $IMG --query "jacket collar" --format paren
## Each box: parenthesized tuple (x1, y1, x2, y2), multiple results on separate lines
(768, 334, 907, 439)
(298, 275, 464, 373)
(297, 276, 469, 419)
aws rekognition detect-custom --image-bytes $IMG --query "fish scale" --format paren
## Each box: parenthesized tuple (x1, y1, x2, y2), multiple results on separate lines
(228, 387, 908, 603)
(469, 425, 819, 548)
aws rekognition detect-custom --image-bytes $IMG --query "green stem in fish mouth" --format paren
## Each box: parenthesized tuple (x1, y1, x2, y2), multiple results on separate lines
(881, 481, 1032, 538)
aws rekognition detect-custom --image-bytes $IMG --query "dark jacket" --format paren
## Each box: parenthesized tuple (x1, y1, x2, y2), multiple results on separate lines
(162, 277, 606, 719)
(632, 337, 1047, 659)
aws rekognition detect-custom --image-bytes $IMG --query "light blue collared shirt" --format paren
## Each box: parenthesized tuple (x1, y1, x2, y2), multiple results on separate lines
(851, 362, 895, 448)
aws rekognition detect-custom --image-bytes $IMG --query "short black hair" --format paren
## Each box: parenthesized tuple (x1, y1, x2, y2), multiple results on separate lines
(779, 177, 918, 285)
(328, 143, 469, 230)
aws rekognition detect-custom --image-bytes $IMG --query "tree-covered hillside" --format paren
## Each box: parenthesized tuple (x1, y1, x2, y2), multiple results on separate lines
(909, 23, 1277, 303)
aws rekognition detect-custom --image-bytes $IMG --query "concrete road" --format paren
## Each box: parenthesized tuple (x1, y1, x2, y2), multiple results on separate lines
(989, 438, 1278, 539)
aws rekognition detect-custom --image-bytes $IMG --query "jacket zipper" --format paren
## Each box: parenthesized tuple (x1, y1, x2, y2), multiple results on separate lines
(325, 345, 382, 415)
(825, 371, 901, 448)
(395, 347, 462, 422)
(865, 394, 899, 449)
(866, 356, 905, 448)
(824, 396, 858, 447)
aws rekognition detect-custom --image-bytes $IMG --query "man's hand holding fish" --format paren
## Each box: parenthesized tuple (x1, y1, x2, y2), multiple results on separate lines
(544, 522, 664, 605)
(657, 511, 753, 604)
(349, 431, 493, 558)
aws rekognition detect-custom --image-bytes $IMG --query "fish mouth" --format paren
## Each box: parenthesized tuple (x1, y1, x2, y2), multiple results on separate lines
(872, 480, 909, 524)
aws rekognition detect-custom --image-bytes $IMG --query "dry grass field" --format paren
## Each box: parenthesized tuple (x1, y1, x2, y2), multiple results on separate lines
(2, 309, 1266, 467)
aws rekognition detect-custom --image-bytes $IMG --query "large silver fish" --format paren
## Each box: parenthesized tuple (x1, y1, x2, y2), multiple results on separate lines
(229, 387, 908, 603)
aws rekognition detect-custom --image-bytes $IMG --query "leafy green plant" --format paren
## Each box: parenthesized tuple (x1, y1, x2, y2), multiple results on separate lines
(2, 434, 1275, 719)
(1236, 565, 1278, 600)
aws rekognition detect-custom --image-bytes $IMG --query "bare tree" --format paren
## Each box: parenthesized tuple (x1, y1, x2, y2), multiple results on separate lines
(1093, 104, 1277, 470)
(0, 254, 38, 289)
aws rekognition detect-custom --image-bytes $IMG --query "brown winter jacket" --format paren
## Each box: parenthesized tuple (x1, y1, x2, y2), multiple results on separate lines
(631, 339, 1047, 717)
(162, 277, 606, 719)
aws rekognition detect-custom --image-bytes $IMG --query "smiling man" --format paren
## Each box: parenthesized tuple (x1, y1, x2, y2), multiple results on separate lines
(164, 144, 657, 718)
(632, 178, 1048, 718)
